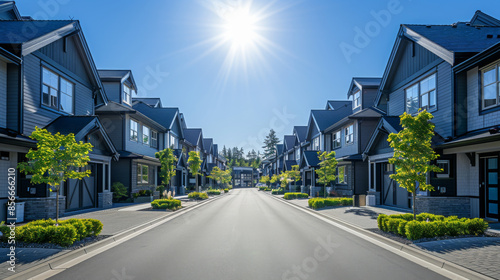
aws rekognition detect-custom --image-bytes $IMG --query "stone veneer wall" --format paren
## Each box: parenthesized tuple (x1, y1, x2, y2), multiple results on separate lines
(23, 196, 65, 221)
(415, 197, 471, 218)
(98, 192, 113, 209)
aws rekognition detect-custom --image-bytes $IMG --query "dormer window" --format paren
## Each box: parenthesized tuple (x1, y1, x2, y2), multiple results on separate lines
(123, 84, 132, 105)
(353, 90, 361, 108)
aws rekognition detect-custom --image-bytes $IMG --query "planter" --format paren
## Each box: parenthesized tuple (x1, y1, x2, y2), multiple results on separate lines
(133, 196, 153, 203)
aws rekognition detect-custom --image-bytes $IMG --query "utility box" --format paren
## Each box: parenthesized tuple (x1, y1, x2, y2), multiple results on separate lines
(366, 195, 376, 206)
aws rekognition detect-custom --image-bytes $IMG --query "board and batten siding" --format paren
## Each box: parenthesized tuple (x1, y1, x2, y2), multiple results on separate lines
(98, 114, 124, 151)
(22, 52, 94, 135)
(467, 66, 500, 131)
(387, 61, 453, 138)
(38, 36, 91, 86)
(6, 64, 19, 131)
(0, 60, 7, 127)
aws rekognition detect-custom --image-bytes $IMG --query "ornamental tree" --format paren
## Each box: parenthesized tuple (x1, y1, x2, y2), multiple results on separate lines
(188, 151, 202, 192)
(208, 166, 223, 188)
(155, 148, 177, 196)
(270, 174, 279, 188)
(221, 169, 232, 188)
(316, 151, 338, 198)
(388, 110, 442, 220)
(17, 127, 93, 222)
(260, 175, 270, 187)
(288, 165, 301, 192)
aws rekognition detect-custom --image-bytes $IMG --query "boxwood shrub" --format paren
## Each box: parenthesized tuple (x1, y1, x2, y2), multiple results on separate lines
(308, 197, 353, 209)
(0, 218, 103, 247)
(378, 213, 488, 240)
(224, 188, 229, 193)
(188, 192, 209, 200)
(259, 186, 271, 191)
(271, 188, 285, 195)
(151, 199, 182, 210)
(206, 189, 221, 195)
(283, 193, 309, 200)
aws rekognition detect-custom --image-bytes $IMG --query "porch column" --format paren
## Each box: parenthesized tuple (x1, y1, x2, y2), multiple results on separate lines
(368, 159, 371, 191)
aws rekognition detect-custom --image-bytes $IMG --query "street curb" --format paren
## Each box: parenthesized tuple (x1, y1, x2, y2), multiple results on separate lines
(262, 191, 494, 280)
(6, 192, 229, 280)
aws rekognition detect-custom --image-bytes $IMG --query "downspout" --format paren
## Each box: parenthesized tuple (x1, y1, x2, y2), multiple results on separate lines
(18, 56, 24, 134)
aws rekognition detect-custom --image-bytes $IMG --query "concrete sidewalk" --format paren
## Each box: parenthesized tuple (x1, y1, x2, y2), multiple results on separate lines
(278, 195, 500, 280)
(0, 196, 212, 278)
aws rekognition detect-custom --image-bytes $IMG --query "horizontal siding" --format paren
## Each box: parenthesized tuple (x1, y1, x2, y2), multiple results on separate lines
(388, 87, 405, 116)
(467, 66, 500, 131)
(22, 54, 94, 135)
(0, 61, 6, 128)
(125, 115, 161, 158)
(38, 36, 91, 85)
(333, 121, 358, 158)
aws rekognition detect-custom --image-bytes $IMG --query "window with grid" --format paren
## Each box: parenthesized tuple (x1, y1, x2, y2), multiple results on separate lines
(130, 119, 138, 142)
(482, 65, 500, 109)
(353, 90, 361, 108)
(405, 73, 436, 114)
(151, 130, 158, 148)
(123, 84, 132, 104)
(42, 67, 74, 114)
(143, 126, 150, 145)
(345, 125, 353, 144)
(332, 130, 341, 149)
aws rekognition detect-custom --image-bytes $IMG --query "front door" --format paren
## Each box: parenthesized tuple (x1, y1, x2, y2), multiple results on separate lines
(382, 163, 395, 206)
(481, 155, 499, 220)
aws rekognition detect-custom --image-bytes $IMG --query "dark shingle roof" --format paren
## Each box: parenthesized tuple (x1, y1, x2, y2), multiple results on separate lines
(405, 23, 500, 54)
(303, 151, 320, 168)
(132, 98, 161, 107)
(276, 144, 284, 155)
(95, 101, 135, 113)
(353, 77, 382, 87)
(294, 126, 307, 143)
(285, 160, 298, 170)
(326, 100, 352, 111)
(183, 128, 202, 146)
(202, 138, 213, 153)
(44, 116, 95, 136)
(132, 102, 178, 130)
(0, 20, 75, 45)
(284, 135, 295, 151)
(97, 70, 130, 79)
(311, 106, 353, 132)
(383, 116, 402, 132)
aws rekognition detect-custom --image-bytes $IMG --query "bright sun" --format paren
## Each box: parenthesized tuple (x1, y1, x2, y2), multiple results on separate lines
(223, 8, 257, 48)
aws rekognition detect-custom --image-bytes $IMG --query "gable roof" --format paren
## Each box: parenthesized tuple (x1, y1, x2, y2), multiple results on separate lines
(470, 10, 500, 27)
(202, 138, 213, 154)
(98, 69, 137, 91)
(96, 101, 136, 114)
(132, 97, 162, 108)
(0, 20, 108, 104)
(293, 126, 308, 143)
(307, 105, 353, 140)
(284, 160, 298, 171)
(326, 100, 352, 110)
(300, 150, 320, 169)
(132, 101, 180, 134)
(0, 1, 21, 20)
(44, 116, 119, 160)
(283, 135, 295, 152)
(276, 144, 284, 156)
(183, 128, 203, 148)
(347, 77, 381, 98)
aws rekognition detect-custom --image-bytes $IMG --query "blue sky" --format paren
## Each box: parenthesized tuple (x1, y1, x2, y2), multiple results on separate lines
(17, 0, 500, 154)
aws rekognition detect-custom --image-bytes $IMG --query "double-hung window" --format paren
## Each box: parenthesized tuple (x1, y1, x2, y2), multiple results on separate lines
(332, 131, 341, 149)
(338, 166, 346, 184)
(169, 134, 178, 149)
(405, 73, 436, 114)
(130, 120, 138, 142)
(312, 137, 320, 150)
(151, 130, 158, 148)
(345, 125, 353, 145)
(482, 64, 500, 109)
(123, 84, 132, 105)
(143, 126, 150, 145)
(42, 67, 74, 114)
(353, 90, 361, 108)
(137, 164, 149, 184)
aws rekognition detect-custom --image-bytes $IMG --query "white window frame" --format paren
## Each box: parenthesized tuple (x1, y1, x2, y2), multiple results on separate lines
(295, 149, 300, 161)
(137, 164, 149, 184)
(151, 130, 158, 148)
(312, 137, 320, 150)
(345, 125, 353, 145)
(130, 119, 138, 142)
(142, 126, 150, 145)
(169, 133, 178, 149)
(42, 66, 74, 114)
(338, 166, 346, 184)
(436, 160, 450, 178)
(481, 63, 500, 110)
(405, 73, 437, 114)
(123, 84, 132, 105)
(332, 130, 341, 149)
(353, 90, 361, 108)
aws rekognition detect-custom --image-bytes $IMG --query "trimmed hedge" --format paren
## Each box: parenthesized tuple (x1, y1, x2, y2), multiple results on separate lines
(259, 187, 271, 191)
(271, 188, 285, 195)
(207, 189, 221, 195)
(283, 193, 309, 200)
(188, 192, 209, 200)
(151, 199, 182, 210)
(308, 197, 353, 209)
(377, 213, 489, 240)
(224, 188, 229, 193)
(0, 218, 103, 247)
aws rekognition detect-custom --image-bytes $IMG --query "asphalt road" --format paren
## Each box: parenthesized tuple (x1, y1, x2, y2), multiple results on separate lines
(48, 189, 449, 280)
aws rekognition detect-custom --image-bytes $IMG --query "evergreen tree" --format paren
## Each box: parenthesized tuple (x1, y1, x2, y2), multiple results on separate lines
(263, 129, 280, 159)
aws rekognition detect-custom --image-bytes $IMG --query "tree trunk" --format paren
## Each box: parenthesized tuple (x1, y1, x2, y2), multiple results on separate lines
(412, 191, 416, 220)
(55, 187, 59, 223)
(196, 175, 199, 192)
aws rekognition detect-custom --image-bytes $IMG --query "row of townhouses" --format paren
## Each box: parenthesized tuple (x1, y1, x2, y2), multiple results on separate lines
(262, 10, 500, 222)
(0, 2, 226, 222)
